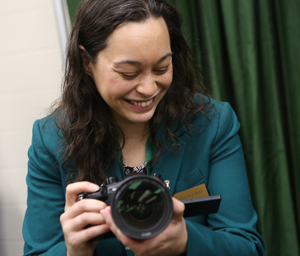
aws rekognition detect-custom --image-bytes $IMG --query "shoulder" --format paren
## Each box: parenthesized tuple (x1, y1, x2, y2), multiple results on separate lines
(193, 94, 235, 116)
(32, 114, 60, 140)
(30, 115, 64, 161)
(32, 115, 57, 133)
(191, 94, 240, 135)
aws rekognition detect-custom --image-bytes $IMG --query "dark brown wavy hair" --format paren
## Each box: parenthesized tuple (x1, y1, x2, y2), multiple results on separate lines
(52, 0, 212, 183)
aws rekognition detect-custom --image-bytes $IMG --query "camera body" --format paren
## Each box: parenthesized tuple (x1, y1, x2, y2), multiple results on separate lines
(78, 176, 127, 205)
(78, 173, 173, 240)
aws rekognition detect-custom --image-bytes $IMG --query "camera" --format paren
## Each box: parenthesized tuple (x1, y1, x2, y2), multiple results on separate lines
(78, 173, 173, 240)
(78, 173, 221, 240)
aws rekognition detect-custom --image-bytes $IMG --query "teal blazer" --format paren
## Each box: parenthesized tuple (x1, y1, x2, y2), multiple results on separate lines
(23, 99, 265, 256)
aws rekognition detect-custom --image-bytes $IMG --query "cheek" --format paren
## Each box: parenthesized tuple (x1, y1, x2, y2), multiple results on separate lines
(163, 68, 173, 89)
(95, 75, 126, 99)
(109, 79, 132, 97)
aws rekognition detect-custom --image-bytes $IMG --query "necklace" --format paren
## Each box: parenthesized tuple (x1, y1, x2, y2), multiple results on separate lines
(119, 136, 153, 178)
(124, 161, 147, 176)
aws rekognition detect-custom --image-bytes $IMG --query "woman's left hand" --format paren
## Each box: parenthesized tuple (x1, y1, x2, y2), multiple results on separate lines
(100, 197, 187, 256)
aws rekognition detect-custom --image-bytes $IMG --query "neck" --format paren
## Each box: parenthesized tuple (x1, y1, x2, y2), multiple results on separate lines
(117, 121, 150, 145)
(116, 121, 151, 167)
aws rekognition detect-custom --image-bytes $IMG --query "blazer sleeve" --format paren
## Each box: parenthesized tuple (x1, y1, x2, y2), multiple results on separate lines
(185, 102, 265, 256)
(23, 119, 128, 256)
(23, 118, 68, 255)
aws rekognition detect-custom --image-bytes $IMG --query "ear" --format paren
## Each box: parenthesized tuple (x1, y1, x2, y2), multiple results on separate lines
(79, 45, 93, 77)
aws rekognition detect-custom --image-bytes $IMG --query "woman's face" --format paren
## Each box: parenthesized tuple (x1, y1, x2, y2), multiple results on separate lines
(87, 17, 173, 127)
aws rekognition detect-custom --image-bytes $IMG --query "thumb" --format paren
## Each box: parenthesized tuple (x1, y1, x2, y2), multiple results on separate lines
(172, 197, 185, 221)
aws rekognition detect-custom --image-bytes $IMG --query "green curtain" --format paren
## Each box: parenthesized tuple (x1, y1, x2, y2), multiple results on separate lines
(168, 1, 300, 255)
(66, 1, 300, 255)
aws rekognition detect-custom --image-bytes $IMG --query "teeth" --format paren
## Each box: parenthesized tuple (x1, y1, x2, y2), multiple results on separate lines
(130, 98, 153, 107)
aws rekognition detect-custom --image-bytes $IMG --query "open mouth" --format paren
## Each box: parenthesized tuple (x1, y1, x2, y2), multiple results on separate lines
(127, 97, 155, 108)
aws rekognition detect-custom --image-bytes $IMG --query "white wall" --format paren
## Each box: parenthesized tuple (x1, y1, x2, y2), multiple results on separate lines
(0, 0, 63, 255)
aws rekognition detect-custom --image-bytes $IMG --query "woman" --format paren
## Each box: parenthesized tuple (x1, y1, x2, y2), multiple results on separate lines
(22, 0, 265, 255)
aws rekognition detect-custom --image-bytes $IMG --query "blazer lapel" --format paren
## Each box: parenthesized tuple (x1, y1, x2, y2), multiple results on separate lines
(152, 136, 186, 196)
(104, 159, 123, 182)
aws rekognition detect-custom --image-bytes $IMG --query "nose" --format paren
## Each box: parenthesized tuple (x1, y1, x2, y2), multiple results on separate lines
(135, 74, 157, 97)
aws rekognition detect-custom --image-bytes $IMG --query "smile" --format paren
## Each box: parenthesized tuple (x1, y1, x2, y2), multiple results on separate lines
(129, 98, 154, 108)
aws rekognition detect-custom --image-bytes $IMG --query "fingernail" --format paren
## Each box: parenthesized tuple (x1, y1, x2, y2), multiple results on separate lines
(89, 184, 99, 191)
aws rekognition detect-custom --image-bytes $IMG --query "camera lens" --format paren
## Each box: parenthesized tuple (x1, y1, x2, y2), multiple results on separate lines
(111, 175, 173, 240)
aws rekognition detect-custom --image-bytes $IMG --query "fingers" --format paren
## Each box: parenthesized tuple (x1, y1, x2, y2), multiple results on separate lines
(63, 199, 107, 220)
(61, 205, 110, 247)
(61, 182, 112, 255)
(172, 197, 185, 221)
(61, 193, 108, 237)
(100, 207, 133, 246)
(60, 202, 107, 234)
(72, 211, 105, 230)
(62, 211, 105, 233)
(65, 222, 111, 247)
(65, 182, 100, 210)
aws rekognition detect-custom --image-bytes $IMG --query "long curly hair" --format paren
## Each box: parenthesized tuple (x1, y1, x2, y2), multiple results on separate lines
(52, 0, 212, 183)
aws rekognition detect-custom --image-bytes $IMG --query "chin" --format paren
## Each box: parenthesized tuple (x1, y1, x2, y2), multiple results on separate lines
(128, 114, 154, 124)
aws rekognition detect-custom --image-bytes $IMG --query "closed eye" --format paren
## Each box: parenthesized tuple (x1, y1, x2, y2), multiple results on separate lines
(120, 72, 139, 80)
(116, 63, 171, 80)
(153, 65, 171, 75)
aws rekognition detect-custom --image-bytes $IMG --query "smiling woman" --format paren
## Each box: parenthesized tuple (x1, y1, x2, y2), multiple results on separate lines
(84, 17, 173, 128)
(22, 0, 265, 256)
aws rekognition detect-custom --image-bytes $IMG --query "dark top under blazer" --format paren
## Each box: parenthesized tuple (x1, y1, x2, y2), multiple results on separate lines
(23, 98, 265, 256)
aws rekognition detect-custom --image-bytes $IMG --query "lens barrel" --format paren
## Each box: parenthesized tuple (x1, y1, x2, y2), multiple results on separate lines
(111, 174, 173, 240)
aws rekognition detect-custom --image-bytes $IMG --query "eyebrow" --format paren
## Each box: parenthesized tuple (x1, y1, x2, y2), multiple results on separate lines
(113, 52, 173, 66)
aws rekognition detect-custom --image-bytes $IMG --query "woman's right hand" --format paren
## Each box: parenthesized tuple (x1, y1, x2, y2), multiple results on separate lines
(60, 182, 110, 256)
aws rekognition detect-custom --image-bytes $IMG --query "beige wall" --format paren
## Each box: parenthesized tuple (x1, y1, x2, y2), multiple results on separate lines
(0, 0, 63, 255)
